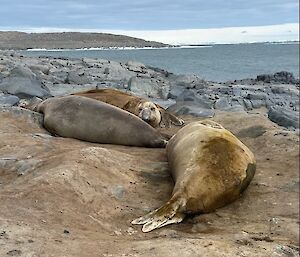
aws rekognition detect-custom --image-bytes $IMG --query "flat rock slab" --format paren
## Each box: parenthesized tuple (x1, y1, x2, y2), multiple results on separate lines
(0, 108, 298, 256)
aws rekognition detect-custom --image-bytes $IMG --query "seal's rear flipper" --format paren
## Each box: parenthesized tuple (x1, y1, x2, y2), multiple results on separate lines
(132, 197, 186, 232)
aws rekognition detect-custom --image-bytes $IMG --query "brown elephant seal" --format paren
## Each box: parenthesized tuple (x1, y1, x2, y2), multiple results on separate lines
(132, 120, 256, 232)
(31, 95, 167, 147)
(72, 88, 184, 128)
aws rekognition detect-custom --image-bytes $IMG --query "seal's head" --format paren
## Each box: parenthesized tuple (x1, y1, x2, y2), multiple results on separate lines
(137, 101, 161, 127)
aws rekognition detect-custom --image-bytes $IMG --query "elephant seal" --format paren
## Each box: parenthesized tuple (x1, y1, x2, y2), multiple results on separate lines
(132, 120, 256, 232)
(72, 88, 184, 128)
(31, 95, 167, 147)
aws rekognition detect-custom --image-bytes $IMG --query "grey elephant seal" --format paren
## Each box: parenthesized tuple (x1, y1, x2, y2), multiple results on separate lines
(72, 88, 184, 128)
(132, 120, 256, 232)
(32, 95, 167, 147)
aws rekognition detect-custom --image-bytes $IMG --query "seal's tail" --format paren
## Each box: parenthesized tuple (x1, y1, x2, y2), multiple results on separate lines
(131, 197, 186, 232)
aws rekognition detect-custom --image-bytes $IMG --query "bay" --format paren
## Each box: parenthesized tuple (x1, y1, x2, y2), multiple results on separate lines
(22, 42, 299, 82)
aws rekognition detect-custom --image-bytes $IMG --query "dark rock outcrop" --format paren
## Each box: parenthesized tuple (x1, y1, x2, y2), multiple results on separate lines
(0, 65, 51, 98)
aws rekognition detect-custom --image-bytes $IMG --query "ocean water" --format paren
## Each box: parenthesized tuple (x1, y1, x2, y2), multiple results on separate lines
(22, 43, 299, 82)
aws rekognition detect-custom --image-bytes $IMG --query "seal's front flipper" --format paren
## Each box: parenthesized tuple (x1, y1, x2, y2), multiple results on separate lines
(159, 110, 185, 128)
(132, 197, 186, 232)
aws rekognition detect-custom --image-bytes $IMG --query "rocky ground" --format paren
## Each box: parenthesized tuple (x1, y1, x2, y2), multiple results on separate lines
(0, 51, 299, 257)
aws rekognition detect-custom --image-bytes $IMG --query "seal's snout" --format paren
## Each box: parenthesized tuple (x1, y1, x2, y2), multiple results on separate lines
(140, 109, 152, 122)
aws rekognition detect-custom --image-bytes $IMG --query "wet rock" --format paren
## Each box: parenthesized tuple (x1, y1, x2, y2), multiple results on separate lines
(0, 66, 51, 98)
(256, 71, 299, 84)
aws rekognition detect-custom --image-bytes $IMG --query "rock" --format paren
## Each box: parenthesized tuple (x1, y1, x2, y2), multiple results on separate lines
(65, 70, 91, 84)
(0, 106, 43, 127)
(167, 102, 215, 118)
(128, 76, 170, 99)
(126, 61, 146, 73)
(0, 66, 51, 98)
(214, 98, 230, 110)
(0, 94, 19, 106)
(268, 107, 299, 129)
(172, 74, 205, 89)
(111, 185, 125, 199)
(247, 93, 267, 100)
(168, 85, 185, 99)
(256, 71, 299, 84)
(103, 67, 110, 75)
(29, 64, 50, 75)
(49, 69, 69, 84)
(250, 99, 266, 109)
(46, 83, 96, 96)
(236, 125, 267, 138)
(176, 90, 214, 109)
(243, 99, 253, 110)
(6, 250, 22, 256)
(104, 61, 135, 81)
(256, 74, 273, 83)
(0, 101, 299, 257)
(149, 98, 176, 109)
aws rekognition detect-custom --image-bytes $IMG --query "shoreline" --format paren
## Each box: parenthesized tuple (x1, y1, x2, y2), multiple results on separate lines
(0, 51, 299, 130)
(18, 40, 300, 52)
(0, 40, 297, 52)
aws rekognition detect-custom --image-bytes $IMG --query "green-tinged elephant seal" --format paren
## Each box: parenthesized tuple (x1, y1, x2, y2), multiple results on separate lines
(32, 95, 167, 147)
(72, 88, 184, 128)
(132, 120, 256, 232)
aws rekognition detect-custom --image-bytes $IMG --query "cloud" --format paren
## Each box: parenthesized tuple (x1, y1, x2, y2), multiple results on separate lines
(1, 23, 298, 45)
(0, 0, 298, 30)
(109, 23, 299, 44)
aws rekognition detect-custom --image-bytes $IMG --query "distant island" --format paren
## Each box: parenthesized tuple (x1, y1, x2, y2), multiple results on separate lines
(0, 31, 169, 50)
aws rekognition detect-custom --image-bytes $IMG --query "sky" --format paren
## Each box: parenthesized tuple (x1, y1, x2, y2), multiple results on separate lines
(0, 0, 299, 44)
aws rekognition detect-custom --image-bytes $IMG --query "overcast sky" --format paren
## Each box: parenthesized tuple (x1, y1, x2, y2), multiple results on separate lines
(0, 0, 299, 44)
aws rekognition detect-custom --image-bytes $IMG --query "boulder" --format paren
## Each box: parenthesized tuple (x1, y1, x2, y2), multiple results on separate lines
(128, 76, 170, 99)
(176, 90, 214, 109)
(28, 64, 50, 75)
(126, 61, 146, 73)
(256, 71, 299, 84)
(0, 65, 51, 98)
(104, 61, 135, 81)
(167, 102, 215, 118)
(214, 97, 231, 110)
(168, 85, 185, 99)
(65, 70, 91, 85)
(250, 99, 266, 109)
(0, 94, 20, 106)
(268, 107, 299, 129)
